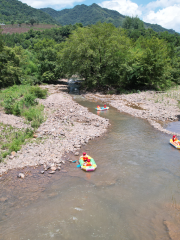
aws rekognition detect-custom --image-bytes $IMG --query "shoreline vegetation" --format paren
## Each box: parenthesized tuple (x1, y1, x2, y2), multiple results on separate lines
(0, 21, 180, 176)
(0, 82, 180, 176)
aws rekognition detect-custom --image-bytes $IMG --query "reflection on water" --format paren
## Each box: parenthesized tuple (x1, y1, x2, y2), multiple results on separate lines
(0, 96, 180, 240)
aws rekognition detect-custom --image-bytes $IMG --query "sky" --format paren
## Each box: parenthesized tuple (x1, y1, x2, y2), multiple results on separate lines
(20, 0, 180, 32)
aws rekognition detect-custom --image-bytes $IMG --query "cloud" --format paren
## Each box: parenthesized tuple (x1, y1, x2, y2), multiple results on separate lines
(99, 0, 142, 17)
(146, 0, 180, 10)
(20, 0, 84, 9)
(143, 4, 180, 32)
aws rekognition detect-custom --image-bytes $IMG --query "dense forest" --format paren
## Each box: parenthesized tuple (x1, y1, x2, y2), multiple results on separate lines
(0, 0, 57, 24)
(40, 3, 177, 34)
(1, 19, 180, 92)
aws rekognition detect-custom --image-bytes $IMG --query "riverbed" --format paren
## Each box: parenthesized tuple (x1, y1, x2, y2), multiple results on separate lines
(0, 95, 180, 240)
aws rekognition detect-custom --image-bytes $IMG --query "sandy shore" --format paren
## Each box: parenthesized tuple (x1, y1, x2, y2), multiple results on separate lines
(1, 83, 180, 176)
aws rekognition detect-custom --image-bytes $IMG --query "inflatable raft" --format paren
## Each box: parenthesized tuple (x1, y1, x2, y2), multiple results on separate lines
(169, 139, 180, 149)
(96, 107, 109, 111)
(79, 155, 97, 172)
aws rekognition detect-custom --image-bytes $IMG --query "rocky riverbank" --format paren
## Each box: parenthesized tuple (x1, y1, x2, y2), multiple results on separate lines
(84, 89, 180, 136)
(1, 83, 180, 176)
(0, 84, 109, 176)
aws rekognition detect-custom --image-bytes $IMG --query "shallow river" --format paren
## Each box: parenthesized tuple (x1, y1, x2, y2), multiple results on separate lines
(0, 96, 180, 240)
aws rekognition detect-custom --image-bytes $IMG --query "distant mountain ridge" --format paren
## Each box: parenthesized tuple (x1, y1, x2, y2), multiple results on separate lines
(0, 0, 57, 24)
(40, 3, 176, 34)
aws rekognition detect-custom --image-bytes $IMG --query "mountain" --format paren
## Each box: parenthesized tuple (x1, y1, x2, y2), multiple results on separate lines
(41, 3, 176, 34)
(0, 0, 57, 24)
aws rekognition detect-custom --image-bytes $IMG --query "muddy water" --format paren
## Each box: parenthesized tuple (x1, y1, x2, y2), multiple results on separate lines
(1, 96, 180, 240)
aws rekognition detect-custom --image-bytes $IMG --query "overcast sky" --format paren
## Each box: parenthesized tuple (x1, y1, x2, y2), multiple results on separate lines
(20, 0, 180, 32)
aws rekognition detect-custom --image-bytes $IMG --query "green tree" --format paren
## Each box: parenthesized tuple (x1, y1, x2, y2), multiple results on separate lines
(0, 27, 4, 52)
(122, 16, 144, 30)
(58, 22, 132, 88)
(0, 46, 21, 88)
(29, 18, 36, 26)
(123, 36, 172, 90)
(34, 39, 62, 82)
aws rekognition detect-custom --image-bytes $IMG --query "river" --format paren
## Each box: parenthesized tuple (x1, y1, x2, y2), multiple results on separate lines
(0, 96, 180, 240)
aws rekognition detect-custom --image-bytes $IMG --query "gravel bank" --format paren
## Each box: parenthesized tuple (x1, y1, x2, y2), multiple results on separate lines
(84, 89, 180, 136)
(0, 85, 109, 176)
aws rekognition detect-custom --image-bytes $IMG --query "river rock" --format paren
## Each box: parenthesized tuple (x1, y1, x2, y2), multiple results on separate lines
(51, 166, 57, 171)
(17, 173, 25, 179)
(11, 151, 16, 156)
(49, 171, 55, 174)
(40, 171, 44, 174)
(75, 152, 79, 156)
(0, 197, 8, 202)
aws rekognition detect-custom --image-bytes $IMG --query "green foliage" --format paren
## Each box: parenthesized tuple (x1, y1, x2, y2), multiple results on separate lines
(3, 96, 14, 114)
(22, 104, 44, 128)
(0, 0, 57, 24)
(0, 46, 21, 88)
(122, 37, 172, 90)
(0, 123, 33, 158)
(23, 94, 37, 107)
(122, 16, 144, 30)
(34, 39, 63, 82)
(29, 18, 36, 26)
(59, 22, 131, 88)
(29, 86, 47, 98)
(40, 3, 176, 34)
(0, 84, 47, 129)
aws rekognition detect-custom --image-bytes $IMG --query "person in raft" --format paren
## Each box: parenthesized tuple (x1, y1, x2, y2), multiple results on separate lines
(172, 135, 180, 144)
(97, 105, 101, 110)
(81, 152, 91, 165)
(104, 104, 107, 108)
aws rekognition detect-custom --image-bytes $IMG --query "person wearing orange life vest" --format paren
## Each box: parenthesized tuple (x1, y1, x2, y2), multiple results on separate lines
(97, 105, 101, 110)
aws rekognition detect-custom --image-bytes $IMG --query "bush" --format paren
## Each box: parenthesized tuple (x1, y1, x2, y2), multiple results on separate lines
(13, 102, 21, 116)
(4, 97, 14, 114)
(9, 128, 33, 152)
(29, 86, 47, 99)
(22, 105, 44, 128)
(23, 94, 37, 107)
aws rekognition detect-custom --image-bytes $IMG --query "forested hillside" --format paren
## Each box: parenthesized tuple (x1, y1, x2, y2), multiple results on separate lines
(0, 0, 57, 24)
(1, 22, 180, 92)
(41, 3, 176, 34)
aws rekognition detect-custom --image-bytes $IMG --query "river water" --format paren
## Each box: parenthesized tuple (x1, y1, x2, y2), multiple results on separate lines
(0, 96, 180, 240)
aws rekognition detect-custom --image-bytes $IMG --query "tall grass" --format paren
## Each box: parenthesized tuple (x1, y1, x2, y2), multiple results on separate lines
(0, 123, 33, 161)
(0, 85, 48, 159)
